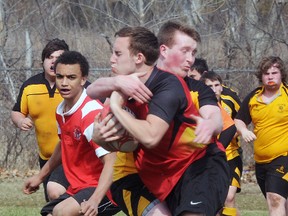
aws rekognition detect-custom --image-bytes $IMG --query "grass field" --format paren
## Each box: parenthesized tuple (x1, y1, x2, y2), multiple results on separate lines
(0, 177, 268, 216)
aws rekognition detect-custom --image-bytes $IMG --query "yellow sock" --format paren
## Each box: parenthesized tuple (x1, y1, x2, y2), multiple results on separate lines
(222, 207, 237, 216)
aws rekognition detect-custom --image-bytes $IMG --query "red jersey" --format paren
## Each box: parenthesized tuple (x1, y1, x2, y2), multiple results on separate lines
(130, 67, 224, 201)
(56, 90, 109, 195)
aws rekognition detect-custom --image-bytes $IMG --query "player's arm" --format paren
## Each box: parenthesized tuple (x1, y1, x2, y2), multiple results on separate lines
(191, 105, 223, 144)
(80, 152, 116, 215)
(86, 73, 152, 103)
(218, 125, 237, 148)
(234, 91, 257, 143)
(110, 91, 169, 149)
(234, 119, 256, 143)
(11, 84, 34, 131)
(11, 111, 33, 131)
(23, 142, 62, 195)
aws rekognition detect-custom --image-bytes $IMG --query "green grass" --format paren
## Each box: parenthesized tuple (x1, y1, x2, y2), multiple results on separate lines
(0, 178, 267, 216)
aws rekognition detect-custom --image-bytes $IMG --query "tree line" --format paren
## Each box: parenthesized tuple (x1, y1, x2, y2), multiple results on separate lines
(0, 0, 287, 169)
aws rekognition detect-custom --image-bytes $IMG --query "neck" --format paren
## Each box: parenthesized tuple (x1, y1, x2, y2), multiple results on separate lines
(137, 65, 155, 83)
(45, 73, 56, 88)
(263, 85, 280, 97)
(64, 88, 84, 112)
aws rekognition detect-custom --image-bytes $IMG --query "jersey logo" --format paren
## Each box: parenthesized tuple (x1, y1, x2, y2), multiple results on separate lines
(73, 127, 82, 141)
(278, 104, 286, 113)
(276, 165, 285, 174)
(190, 201, 202, 205)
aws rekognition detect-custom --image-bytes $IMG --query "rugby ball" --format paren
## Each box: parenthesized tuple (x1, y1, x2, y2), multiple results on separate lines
(99, 104, 139, 153)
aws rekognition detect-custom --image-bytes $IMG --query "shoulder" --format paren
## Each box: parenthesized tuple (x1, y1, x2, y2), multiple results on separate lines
(21, 73, 45, 87)
(82, 96, 103, 113)
(184, 77, 208, 92)
(281, 83, 288, 96)
(244, 87, 262, 101)
(149, 68, 188, 95)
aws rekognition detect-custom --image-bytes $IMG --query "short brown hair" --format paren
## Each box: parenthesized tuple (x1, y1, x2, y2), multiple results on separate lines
(200, 70, 223, 84)
(157, 21, 201, 48)
(255, 56, 286, 83)
(115, 27, 159, 66)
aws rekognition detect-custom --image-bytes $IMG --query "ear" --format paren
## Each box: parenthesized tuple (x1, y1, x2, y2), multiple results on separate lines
(135, 53, 145, 64)
(159, 44, 168, 58)
(81, 76, 87, 86)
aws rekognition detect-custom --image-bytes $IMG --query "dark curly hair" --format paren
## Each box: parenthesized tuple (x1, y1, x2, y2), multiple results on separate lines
(54, 51, 89, 77)
(255, 56, 286, 83)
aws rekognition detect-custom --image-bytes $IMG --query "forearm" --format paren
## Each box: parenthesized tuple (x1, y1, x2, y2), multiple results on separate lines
(89, 153, 116, 205)
(199, 105, 223, 135)
(110, 103, 167, 148)
(218, 125, 237, 148)
(86, 77, 119, 99)
(11, 111, 26, 128)
(234, 119, 248, 135)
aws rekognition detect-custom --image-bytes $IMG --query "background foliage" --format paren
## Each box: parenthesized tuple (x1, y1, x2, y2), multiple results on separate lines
(0, 0, 288, 169)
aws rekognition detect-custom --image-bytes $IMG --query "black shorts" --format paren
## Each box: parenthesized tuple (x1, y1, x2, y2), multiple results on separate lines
(111, 173, 160, 216)
(48, 164, 70, 190)
(228, 155, 243, 192)
(166, 144, 230, 216)
(39, 157, 69, 202)
(255, 155, 288, 199)
(40, 187, 120, 216)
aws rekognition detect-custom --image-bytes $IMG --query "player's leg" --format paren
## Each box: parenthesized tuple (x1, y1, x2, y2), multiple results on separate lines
(50, 187, 120, 216)
(145, 201, 171, 216)
(266, 192, 286, 216)
(39, 157, 50, 202)
(222, 186, 238, 216)
(52, 196, 79, 216)
(47, 164, 69, 200)
(258, 156, 288, 216)
(40, 193, 69, 216)
(111, 173, 171, 216)
(222, 156, 242, 216)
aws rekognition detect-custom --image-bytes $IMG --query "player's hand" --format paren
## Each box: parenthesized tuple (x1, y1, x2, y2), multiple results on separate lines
(79, 199, 98, 216)
(18, 117, 33, 131)
(110, 91, 127, 109)
(23, 175, 41, 195)
(92, 113, 124, 144)
(241, 129, 256, 143)
(190, 114, 214, 145)
(115, 72, 152, 103)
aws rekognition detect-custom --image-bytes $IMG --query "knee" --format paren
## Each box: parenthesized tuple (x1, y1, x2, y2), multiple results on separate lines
(52, 205, 63, 216)
(47, 182, 66, 201)
(267, 193, 283, 208)
(52, 204, 79, 216)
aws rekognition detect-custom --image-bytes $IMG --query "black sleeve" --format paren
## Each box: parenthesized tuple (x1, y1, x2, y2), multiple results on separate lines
(222, 86, 241, 105)
(218, 125, 237, 148)
(235, 89, 259, 125)
(185, 77, 218, 107)
(148, 73, 188, 124)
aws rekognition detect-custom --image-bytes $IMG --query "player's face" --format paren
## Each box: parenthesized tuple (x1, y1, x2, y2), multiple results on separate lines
(55, 63, 86, 105)
(162, 31, 197, 78)
(43, 50, 65, 80)
(205, 79, 223, 101)
(262, 64, 282, 91)
(188, 69, 201, 80)
(110, 37, 137, 75)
